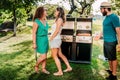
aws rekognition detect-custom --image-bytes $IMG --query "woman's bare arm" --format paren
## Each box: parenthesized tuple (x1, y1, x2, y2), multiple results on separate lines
(32, 22, 38, 44)
(50, 18, 63, 41)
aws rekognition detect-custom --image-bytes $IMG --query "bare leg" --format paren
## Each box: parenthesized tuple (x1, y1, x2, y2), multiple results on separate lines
(41, 60, 46, 70)
(51, 48, 63, 76)
(108, 61, 113, 71)
(41, 59, 50, 74)
(58, 48, 72, 72)
(35, 54, 47, 73)
(112, 60, 118, 75)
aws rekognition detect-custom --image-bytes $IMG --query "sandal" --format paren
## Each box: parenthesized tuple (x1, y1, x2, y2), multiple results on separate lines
(53, 72, 63, 76)
(42, 69, 50, 74)
(63, 68, 72, 72)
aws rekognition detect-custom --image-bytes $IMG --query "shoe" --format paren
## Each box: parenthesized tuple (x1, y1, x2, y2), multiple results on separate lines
(53, 72, 63, 76)
(42, 69, 50, 74)
(105, 70, 112, 75)
(63, 68, 72, 72)
(106, 74, 117, 80)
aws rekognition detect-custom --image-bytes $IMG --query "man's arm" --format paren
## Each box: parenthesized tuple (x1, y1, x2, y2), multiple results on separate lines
(116, 27, 120, 44)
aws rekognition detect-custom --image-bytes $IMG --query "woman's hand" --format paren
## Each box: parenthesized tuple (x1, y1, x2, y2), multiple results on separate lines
(49, 37, 53, 41)
(33, 43, 37, 49)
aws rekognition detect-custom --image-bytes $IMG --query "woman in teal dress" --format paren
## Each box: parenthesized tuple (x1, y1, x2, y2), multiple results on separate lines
(32, 6, 50, 74)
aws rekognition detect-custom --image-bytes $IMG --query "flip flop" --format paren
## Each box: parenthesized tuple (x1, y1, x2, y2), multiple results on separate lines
(63, 68, 72, 72)
(42, 70, 50, 74)
(53, 72, 63, 76)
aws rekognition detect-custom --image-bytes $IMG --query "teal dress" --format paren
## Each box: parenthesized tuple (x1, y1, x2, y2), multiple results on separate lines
(35, 19, 49, 54)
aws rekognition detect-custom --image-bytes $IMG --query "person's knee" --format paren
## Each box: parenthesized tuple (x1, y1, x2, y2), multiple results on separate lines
(58, 52, 62, 57)
(41, 54, 47, 60)
(58, 49, 63, 56)
(52, 54, 57, 60)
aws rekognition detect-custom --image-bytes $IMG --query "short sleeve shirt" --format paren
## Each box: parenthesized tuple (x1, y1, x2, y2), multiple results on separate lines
(103, 13, 120, 42)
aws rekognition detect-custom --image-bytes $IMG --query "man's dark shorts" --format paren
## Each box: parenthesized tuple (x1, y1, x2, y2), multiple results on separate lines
(104, 41, 117, 61)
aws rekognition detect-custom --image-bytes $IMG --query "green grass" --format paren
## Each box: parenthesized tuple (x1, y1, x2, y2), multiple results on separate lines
(0, 20, 120, 80)
(0, 39, 109, 80)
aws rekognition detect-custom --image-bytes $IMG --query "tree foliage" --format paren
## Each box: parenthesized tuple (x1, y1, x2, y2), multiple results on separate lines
(44, 4, 58, 19)
(0, 0, 43, 36)
(111, 0, 120, 15)
(0, 0, 42, 22)
(67, 0, 94, 17)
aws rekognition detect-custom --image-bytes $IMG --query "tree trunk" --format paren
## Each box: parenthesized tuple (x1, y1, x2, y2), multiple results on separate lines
(87, 5, 91, 15)
(67, 0, 76, 16)
(13, 8, 17, 36)
(80, 7, 85, 15)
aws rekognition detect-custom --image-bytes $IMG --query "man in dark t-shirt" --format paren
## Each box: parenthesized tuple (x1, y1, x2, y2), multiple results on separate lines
(95, 2, 120, 80)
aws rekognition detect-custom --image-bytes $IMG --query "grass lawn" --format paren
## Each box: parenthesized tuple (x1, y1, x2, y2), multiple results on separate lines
(0, 20, 120, 80)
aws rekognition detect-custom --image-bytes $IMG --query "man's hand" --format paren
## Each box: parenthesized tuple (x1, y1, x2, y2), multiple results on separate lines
(116, 44, 120, 52)
(94, 34, 101, 40)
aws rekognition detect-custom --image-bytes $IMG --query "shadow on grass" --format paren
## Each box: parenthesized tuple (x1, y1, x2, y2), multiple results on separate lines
(0, 34, 13, 43)
(0, 67, 17, 80)
(29, 57, 105, 80)
(0, 40, 109, 80)
(11, 40, 32, 47)
(67, 64, 105, 80)
(0, 48, 30, 61)
(0, 40, 32, 61)
(0, 33, 7, 37)
(0, 40, 34, 80)
(28, 42, 106, 80)
(29, 72, 52, 80)
(0, 58, 34, 80)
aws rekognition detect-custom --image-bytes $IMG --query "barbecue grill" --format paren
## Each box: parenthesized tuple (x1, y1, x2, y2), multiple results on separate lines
(61, 17, 93, 64)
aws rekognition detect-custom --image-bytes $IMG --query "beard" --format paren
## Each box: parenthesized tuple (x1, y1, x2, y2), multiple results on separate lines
(102, 11, 107, 16)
